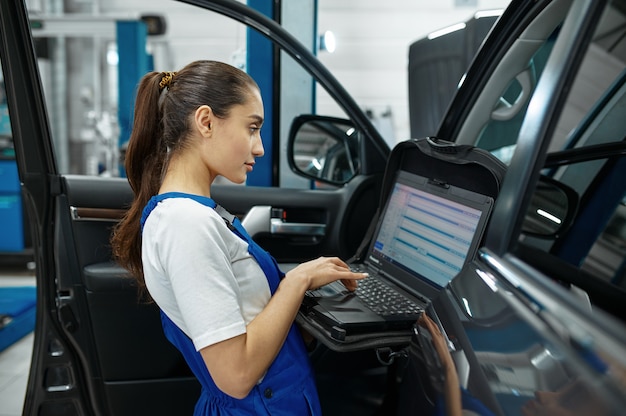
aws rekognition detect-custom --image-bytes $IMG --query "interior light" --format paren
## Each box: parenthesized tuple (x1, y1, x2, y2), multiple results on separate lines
(319, 30, 336, 53)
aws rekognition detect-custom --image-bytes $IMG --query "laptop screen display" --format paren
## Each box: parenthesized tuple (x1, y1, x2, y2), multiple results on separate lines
(371, 172, 488, 288)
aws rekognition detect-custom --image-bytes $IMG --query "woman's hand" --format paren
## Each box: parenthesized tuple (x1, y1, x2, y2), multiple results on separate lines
(418, 313, 454, 372)
(201, 256, 366, 398)
(285, 256, 367, 292)
(418, 313, 462, 416)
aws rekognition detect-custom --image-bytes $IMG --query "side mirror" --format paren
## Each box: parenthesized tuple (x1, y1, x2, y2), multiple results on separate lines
(287, 115, 361, 186)
(521, 175, 579, 239)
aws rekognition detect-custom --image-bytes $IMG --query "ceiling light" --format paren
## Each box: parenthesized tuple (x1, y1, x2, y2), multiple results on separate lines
(319, 30, 336, 53)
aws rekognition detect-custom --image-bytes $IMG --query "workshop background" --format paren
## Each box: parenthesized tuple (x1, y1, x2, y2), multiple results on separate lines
(26, 0, 511, 171)
(0, 1, 509, 414)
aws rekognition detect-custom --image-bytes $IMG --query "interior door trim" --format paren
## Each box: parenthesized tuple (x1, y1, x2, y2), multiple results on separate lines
(70, 206, 125, 222)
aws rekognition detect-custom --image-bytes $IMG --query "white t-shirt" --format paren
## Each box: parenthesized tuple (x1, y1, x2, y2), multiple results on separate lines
(142, 197, 271, 351)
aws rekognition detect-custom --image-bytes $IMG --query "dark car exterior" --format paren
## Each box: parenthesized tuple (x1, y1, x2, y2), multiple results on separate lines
(1, 0, 626, 415)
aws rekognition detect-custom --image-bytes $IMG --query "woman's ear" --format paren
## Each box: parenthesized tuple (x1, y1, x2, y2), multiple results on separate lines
(195, 105, 213, 137)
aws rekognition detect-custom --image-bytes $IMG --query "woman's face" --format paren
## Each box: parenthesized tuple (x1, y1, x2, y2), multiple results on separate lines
(207, 87, 265, 184)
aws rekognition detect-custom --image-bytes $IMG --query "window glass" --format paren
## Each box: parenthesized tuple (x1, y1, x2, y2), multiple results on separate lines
(477, 32, 556, 160)
(456, 0, 626, 320)
(29, 2, 248, 177)
(0, 69, 14, 158)
(27, 2, 354, 189)
(519, 0, 626, 299)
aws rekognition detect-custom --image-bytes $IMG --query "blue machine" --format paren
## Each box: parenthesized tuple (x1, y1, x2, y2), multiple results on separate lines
(116, 20, 152, 178)
(0, 93, 24, 253)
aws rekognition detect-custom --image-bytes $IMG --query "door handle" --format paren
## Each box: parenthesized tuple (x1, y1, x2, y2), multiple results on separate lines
(270, 218, 326, 236)
(241, 205, 326, 238)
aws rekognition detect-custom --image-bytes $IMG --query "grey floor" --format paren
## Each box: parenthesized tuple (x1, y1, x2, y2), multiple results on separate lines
(0, 265, 36, 416)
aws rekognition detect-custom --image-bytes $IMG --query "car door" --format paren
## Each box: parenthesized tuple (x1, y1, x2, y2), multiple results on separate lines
(443, 0, 626, 322)
(435, 0, 626, 414)
(0, 1, 390, 415)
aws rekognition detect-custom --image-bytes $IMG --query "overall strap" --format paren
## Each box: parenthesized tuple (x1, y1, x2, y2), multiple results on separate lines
(140, 192, 216, 231)
(214, 205, 283, 294)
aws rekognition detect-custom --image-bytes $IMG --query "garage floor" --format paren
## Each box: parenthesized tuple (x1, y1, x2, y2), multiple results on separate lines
(0, 266, 36, 416)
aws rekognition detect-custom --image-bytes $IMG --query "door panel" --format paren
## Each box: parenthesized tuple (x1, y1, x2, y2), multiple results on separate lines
(56, 176, 198, 415)
(214, 175, 382, 261)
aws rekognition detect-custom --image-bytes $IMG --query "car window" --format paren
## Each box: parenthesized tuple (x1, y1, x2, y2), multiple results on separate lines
(521, 87, 626, 288)
(0, 74, 12, 155)
(449, 0, 626, 321)
(514, 0, 626, 317)
(584, 199, 626, 289)
(458, 0, 626, 165)
(25, 1, 356, 191)
(476, 32, 556, 161)
(29, 1, 249, 177)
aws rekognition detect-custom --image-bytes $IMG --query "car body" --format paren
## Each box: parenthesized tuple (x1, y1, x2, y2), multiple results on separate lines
(1, 0, 626, 415)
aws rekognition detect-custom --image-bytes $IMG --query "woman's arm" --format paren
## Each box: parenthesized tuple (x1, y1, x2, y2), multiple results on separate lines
(419, 313, 462, 416)
(200, 256, 365, 398)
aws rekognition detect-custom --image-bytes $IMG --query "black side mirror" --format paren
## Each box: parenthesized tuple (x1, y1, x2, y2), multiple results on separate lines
(521, 175, 579, 239)
(287, 115, 361, 186)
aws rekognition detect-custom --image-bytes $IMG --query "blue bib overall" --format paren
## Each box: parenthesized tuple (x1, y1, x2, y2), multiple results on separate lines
(141, 193, 322, 415)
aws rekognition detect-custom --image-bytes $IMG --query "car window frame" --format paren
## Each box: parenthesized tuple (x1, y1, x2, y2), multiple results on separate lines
(480, 0, 609, 256)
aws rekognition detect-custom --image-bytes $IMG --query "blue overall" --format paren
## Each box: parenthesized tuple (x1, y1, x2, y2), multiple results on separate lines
(141, 193, 322, 415)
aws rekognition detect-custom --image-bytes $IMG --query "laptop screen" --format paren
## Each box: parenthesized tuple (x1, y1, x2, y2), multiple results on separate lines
(368, 171, 493, 289)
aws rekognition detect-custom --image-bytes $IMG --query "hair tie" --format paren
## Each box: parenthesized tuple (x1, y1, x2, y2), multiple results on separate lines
(159, 71, 176, 90)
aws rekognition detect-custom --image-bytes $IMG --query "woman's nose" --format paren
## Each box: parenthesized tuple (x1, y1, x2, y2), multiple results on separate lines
(253, 135, 265, 157)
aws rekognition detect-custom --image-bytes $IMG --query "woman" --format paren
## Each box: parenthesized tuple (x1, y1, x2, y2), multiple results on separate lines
(111, 60, 366, 415)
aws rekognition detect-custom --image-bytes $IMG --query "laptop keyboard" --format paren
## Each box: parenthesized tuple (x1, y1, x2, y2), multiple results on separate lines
(355, 276, 422, 317)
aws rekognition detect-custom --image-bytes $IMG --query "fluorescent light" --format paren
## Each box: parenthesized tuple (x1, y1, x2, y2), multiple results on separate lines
(475, 9, 504, 19)
(106, 47, 118, 66)
(428, 23, 466, 40)
(537, 209, 562, 224)
(319, 30, 336, 53)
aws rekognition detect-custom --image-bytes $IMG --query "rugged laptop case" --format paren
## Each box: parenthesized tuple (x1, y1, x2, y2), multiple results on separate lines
(297, 137, 507, 352)
(350, 136, 506, 265)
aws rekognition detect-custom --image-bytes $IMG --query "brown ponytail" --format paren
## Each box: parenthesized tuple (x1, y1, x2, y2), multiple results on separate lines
(110, 61, 259, 300)
(111, 71, 165, 299)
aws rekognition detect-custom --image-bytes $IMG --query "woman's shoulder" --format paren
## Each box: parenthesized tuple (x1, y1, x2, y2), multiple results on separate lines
(152, 196, 224, 227)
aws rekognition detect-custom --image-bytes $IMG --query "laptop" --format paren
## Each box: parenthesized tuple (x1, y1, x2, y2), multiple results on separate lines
(299, 170, 494, 342)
